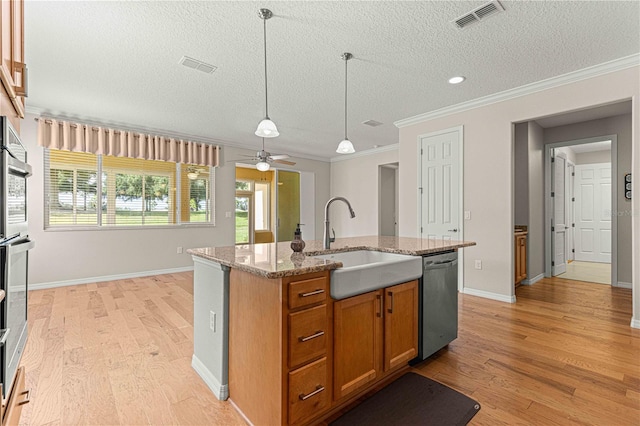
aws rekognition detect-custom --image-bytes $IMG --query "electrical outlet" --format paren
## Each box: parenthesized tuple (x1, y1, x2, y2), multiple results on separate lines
(225, 211, 232, 218)
(474, 260, 482, 270)
(464, 211, 471, 220)
(210, 311, 216, 332)
(177, 246, 183, 254)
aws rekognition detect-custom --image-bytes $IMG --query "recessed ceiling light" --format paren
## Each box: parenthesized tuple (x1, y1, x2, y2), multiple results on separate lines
(448, 76, 466, 84)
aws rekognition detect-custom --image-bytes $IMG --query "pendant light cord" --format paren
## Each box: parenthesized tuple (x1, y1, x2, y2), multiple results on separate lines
(344, 55, 348, 140)
(263, 16, 269, 118)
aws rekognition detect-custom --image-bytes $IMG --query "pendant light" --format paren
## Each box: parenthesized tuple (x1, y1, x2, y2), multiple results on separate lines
(255, 9, 279, 138)
(336, 52, 355, 154)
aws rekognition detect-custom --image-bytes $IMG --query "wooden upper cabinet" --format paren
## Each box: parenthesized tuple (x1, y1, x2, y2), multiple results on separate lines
(0, 0, 26, 119)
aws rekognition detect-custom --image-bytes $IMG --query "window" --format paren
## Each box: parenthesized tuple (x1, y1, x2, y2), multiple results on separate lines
(44, 149, 214, 228)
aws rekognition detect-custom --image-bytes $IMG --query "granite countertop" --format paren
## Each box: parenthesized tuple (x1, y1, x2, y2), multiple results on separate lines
(187, 236, 476, 279)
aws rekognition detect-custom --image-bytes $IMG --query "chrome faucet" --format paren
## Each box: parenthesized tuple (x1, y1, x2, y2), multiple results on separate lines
(323, 197, 356, 249)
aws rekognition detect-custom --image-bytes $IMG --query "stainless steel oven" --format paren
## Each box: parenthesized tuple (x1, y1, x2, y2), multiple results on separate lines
(0, 117, 33, 400)
(1, 118, 31, 241)
(0, 235, 33, 399)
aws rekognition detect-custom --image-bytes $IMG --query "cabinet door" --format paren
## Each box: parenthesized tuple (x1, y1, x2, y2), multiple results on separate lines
(333, 290, 383, 400)
(0, 0, 25, 118)
(384, 280, 418, 371)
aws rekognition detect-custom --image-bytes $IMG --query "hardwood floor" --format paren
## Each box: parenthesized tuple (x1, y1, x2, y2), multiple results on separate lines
(19, 273, 639, 425)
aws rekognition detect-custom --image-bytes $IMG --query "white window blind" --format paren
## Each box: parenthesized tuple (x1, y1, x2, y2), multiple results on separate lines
(44, 150, 214, 228)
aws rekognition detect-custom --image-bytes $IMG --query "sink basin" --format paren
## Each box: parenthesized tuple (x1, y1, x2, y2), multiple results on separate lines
(312, 250, 423, 300)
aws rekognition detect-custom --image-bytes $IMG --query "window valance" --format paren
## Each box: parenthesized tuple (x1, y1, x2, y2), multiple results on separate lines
(36, 118, 220, 167)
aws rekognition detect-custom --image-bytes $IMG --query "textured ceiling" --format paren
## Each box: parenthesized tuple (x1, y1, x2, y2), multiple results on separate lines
(25, 1, 640, 160)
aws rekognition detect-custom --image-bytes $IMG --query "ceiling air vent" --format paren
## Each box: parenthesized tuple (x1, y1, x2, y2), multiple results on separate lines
(362, 120, 383, 127)
(453, 1, 505, 29)
(179, 56, 217, 74)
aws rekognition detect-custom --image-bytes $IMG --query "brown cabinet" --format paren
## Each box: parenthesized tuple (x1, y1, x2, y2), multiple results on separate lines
(229, 270, 418, 426)
(0, 0, 25, 122)
(229, 270, 332, 426)
(515, 232, 528, 287)
(333, 280, 418, 401)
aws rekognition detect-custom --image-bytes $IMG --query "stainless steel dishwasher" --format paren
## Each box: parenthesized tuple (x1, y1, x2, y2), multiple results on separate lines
(412, 250, 458, 363)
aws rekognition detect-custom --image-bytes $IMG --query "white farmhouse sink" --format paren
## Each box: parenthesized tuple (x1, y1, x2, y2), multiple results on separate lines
(312, 250, 423, 300)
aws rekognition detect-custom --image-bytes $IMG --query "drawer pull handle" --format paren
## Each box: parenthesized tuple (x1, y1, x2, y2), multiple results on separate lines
(299, 331, 324, 342)
(299, 289, 324, 298)
(387, 291, 394, 314)
(299, 385, 325, 401)
(18, 388, 30, 406)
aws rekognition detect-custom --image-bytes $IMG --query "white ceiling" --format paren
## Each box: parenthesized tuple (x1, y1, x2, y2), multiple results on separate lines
(25, 1, 640, 160)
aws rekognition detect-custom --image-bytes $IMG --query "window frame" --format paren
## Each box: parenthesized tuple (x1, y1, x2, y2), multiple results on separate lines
(44, 149, 216, 231)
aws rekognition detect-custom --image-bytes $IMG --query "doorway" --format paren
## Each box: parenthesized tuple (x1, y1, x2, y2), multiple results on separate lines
(546, 137, 616, 286)
(379, 163, 398, 237)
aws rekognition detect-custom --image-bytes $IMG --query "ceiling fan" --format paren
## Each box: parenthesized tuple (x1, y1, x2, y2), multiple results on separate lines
(232, 138, 296, 171)
(186, 166, 209, 180)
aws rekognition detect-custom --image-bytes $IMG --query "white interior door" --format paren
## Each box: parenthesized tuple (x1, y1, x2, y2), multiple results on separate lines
(420, 130, 460, 241)
(552, 152, 567, 276)
(567, 162, 575, 262)
(575, 163, 612, 263)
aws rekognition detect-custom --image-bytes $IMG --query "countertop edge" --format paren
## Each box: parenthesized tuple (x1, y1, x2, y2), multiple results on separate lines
(188, 239, 476, 278)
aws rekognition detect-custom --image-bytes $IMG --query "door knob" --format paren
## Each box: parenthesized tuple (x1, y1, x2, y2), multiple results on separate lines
(447, 229, 458, 232)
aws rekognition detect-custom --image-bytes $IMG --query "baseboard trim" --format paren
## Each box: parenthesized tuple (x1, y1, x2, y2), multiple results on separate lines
(631, 318, 640, 329)
(616, 281, 632, 289)
(462, 287, 516, 303)
(29, 266, 194, 290)
(192, 354, 229, 401)
(522, 273, 544, 286)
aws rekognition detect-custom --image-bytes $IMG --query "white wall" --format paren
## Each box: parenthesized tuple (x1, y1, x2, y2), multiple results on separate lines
(397, 66, 639, 321)
(23, 114, 330, 286)
(575, 150, 611, 165)
(329, 146, 398, 237)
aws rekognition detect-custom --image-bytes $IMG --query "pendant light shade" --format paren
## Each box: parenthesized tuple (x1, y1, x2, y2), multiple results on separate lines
(255, 118, 279, 138)
(336, 139, 355, 154)
(255, 9, 279, 138)
(336, 52, 355, 154)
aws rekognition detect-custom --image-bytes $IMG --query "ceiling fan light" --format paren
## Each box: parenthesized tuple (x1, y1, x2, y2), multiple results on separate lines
(336, 139, 355, 154)
(187, 171, 199, 180)
(256, 161, 270, 171)
(255, 118, 280, 138)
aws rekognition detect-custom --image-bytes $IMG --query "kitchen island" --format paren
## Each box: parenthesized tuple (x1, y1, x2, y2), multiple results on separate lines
(188, 236, 475, 426)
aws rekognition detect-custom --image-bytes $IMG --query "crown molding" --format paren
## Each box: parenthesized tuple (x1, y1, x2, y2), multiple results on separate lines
(24, 107, 330, 163)
(394, 54, 640, 129)
(330, 143, 399, 163)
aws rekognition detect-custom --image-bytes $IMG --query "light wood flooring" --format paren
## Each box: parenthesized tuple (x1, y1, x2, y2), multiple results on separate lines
(18, 273, 639, 425)
(557, 260, 612, 285)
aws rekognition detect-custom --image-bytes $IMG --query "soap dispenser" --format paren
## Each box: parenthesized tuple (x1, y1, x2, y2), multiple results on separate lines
(290, 223, 306, 252)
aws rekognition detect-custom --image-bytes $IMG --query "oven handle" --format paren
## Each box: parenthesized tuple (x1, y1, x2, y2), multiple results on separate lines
(0, 328, 9, 347)
(7, 238, 35, 255)
(7, 156, 32, 178)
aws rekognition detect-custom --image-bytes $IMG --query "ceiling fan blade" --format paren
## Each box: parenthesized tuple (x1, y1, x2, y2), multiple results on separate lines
(273, 159, 296, 165)
(269, 154, 290, 160)
(226, 158, 257, 163)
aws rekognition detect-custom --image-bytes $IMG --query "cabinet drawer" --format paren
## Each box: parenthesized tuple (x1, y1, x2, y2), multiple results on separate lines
(289, 277, 327, 310)
(288, 357, 329, 425)
(289, 304, 327, 368)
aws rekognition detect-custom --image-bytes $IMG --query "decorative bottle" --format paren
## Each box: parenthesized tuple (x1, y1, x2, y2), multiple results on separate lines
(290, 223, 306, 252)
